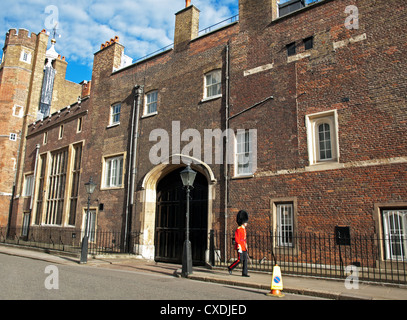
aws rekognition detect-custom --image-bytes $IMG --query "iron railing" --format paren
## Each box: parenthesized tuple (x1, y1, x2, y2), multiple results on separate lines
(197, 14, 239, 37)
(2, 226, 406, 285)
(0, 226, 141, 256)
(209, 230, 407, 285)
(130, 14, 240, 66)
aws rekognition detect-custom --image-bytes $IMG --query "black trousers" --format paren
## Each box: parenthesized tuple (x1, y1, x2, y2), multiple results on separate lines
(228, 251, 248, 275)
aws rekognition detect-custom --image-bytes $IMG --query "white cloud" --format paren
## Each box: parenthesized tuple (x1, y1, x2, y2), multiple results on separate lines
(0, 0, 238, 81)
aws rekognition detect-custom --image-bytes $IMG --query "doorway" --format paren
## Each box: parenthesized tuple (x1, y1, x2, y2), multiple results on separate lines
(155, 167, 208, 265)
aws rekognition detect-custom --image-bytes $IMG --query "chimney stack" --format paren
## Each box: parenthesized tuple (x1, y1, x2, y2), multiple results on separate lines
(174, 3, 200, 51)
(239, 0, 279, 32)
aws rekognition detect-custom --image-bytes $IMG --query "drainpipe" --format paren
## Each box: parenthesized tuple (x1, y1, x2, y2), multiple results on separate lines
(22, 143, 40, 237)
(124, 84, 143, 252)
(30, 144, 41, 211)
(7, 130, 22, 237)
(224, 43, 230, 264)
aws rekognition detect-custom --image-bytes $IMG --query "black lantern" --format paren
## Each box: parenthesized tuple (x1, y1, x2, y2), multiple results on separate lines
(84, 177, 96, 195)
(180, 165, 197, 189)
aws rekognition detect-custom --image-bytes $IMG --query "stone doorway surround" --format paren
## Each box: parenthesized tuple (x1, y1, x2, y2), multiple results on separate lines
(135, 155, 216, 261)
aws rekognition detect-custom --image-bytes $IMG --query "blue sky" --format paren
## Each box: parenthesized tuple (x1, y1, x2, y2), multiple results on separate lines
(0, 0, 241, 83)
(0, 0, 308, 84)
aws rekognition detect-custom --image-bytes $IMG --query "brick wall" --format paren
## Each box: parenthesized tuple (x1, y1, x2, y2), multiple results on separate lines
(8, 0, 407, 253)
(227, 0, 407, 235)
(84, 15, 239, 233)
(11, 99, 89, 228)
(0, 27, 82, 227)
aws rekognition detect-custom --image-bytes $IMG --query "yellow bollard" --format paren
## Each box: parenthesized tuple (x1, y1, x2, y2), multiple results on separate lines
(266, 264, 285, 297)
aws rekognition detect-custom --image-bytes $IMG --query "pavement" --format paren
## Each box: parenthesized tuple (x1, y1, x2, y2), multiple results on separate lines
(0, 243, 406, 300)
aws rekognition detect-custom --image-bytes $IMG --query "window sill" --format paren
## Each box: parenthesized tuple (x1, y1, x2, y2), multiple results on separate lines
(141, 111, 158, 119)
(201, 94, 222, 103)
(107, 123, 120, 129)
(231, 174, 254, 180)
(287, 50, 312, 63)
(305, 161, 343, 172)
(100, 186, 124, 191)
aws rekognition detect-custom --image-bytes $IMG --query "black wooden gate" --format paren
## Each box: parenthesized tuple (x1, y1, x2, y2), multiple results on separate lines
(155, 168, 208, 265)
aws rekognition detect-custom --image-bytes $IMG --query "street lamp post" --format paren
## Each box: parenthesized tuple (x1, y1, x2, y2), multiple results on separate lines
(180, 165, 197, 277)
(80, 176, 96, 264)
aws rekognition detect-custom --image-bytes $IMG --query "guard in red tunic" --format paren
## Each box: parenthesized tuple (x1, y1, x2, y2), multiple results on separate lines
(228, 210, 249, 277)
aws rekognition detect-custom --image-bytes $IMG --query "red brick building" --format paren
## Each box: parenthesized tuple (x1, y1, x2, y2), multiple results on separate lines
(0, 28, 82, 227)
(8, 0, 407, 266)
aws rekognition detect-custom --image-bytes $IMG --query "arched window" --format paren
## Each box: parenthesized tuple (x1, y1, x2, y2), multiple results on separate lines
(318, 123, 332, 160)
(305, 110, 339, 165)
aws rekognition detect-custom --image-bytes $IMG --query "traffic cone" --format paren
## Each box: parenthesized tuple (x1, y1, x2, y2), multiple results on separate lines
(266, 264, 285, 297)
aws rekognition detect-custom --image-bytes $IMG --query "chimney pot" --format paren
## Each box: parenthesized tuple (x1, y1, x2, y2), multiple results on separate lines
(186, 0, 191, 7)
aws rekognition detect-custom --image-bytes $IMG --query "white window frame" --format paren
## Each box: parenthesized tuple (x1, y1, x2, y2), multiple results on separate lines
(317, 122, 333, 161)
(23, 174, 34, 197)
(59, 125, 64, 139)
(306, 110, 339, 166)
(77, 117, 83, 133)
(9, 133, 17, 141)
(109, 103, 121, 126)
(203, 70, 222, 100)
(13, 105, 24, 118)
(276, 203, 294, 247)
(103, 155, 124, 189)
(235, 130, 254, 177)
(44, 148, 68, 226)
(20, 50, 32, 64)
(382, 209, 407, 261)
(12, 158, 17, 171)
(271, 198, 297, 251)
(144, 91, 158, 116)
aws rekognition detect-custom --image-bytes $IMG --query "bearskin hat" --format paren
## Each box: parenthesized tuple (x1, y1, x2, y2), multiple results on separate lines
(236, 210, 249, 226)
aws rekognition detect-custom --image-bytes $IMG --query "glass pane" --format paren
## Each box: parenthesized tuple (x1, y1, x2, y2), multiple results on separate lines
(277, 204, 294, 247)
(148, 102, 157, 113)
(383, 210, 407, 260)
(205, 71, 221, 97)
(118, 158, 123, 186)
(106, 160, 112, 187)
(318, 123, 332, 160)
(89, 211, 96, 242)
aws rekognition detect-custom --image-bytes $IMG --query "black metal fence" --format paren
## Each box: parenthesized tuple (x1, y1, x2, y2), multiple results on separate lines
(2, 226, 406, 285)
(209, 230, 407, 285)
(0, 226, 141, 256)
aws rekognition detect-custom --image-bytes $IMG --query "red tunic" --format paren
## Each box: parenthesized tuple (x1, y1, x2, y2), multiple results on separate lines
(234, 226, 247, 251)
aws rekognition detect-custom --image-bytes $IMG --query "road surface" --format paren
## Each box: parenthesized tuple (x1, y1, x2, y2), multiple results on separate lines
(0, 253, 325, 301)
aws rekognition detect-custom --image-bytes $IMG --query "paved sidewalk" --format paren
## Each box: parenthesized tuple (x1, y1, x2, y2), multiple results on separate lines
(184, 266, 407, 300)
(0, 243, 406, 300)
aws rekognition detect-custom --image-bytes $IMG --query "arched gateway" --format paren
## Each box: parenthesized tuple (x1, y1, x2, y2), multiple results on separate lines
(136, 155, 216, 264)
(155, 168, 208, 264)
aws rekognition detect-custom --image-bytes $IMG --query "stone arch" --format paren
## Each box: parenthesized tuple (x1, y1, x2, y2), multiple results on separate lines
(135, 154, 216, 260)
